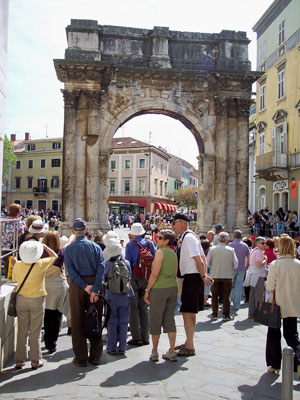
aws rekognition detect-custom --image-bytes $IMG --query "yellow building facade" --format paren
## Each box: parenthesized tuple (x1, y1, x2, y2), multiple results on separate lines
(253, 0, 300, 213)
(6, 136, 63, 212)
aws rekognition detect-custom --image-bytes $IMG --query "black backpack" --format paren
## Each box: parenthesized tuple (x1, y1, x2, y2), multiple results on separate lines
(84, 295, 111, 341)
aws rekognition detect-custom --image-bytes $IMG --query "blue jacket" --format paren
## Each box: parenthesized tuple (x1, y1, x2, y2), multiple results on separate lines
(104, 256, 134, 300)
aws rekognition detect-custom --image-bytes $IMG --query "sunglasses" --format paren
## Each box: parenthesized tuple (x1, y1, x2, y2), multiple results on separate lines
(158, 236, 165, 240)
(259, 242, 266, 245)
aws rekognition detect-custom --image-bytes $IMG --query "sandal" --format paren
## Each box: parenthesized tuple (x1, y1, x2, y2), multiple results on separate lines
(127, 339, 143, 346)
(174, 343, 186, 351)
(267, 366, 280, 374)
(31, 360, 44, 370)
(15, 360, 25, 370)
(177, 347, 195, 357)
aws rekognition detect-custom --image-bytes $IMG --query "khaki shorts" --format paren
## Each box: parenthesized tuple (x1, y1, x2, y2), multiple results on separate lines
(149, 286, 177, 335)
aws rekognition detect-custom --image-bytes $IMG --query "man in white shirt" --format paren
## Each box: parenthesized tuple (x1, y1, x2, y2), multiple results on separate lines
(172, 214, 211, 356)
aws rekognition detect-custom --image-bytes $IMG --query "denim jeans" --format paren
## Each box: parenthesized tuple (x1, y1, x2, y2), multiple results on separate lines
(231, 270, 245, 309)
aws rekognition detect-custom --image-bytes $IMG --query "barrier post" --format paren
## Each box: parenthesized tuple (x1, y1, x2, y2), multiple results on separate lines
(282, 346, 295, 400)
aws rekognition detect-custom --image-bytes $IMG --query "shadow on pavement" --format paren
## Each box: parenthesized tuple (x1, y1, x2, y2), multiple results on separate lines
(0, 362, 92, 393)
(234, 318, 255, 331)
(100, 359, 188, 387)
(195, 319, 224, 332)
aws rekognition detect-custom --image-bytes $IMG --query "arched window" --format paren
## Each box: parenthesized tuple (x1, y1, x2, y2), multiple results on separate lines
(281, 191, 289, 210)
(259, 186, 266, 209)
(273, 192, 280, 212)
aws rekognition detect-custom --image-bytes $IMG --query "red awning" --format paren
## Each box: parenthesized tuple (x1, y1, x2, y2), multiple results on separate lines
(166, 204, 172, 211)
(154, 202, 162, 210)
(161, 203, 167, 211)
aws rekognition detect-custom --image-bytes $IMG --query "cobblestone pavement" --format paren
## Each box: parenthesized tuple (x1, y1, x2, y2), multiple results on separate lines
(1, 228, 299, 399)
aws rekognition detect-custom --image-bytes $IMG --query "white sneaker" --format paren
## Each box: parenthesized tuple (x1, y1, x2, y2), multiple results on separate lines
(149, 351, 159, 362)
(162, 351, 177, 362)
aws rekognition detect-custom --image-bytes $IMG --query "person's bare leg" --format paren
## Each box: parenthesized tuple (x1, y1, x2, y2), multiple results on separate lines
(182, 312, 196, 349)
(167, 332, 176, 353)
(151, 334, 160, 353)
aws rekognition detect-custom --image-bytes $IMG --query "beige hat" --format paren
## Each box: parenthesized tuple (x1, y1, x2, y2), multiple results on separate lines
(60, 235, 68, 247)
(128, 223, 145, 236)
(19, 241, 43, 264)
(103, 231, 120, 247)
(29, 219, 45, 234)
(103, 238, 123, 260)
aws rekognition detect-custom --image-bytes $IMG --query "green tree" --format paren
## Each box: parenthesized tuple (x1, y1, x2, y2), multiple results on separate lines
(2, 135, 17, 180)
(173, 186, 198, 211)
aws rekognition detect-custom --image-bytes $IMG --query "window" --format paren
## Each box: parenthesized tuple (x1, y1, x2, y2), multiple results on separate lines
(26, 200, 33, 209)
(259, 84, 266, 111)
(161, 164, 163, 173)
(258, 40, 266, 64)
(125, 160, 131, 169)
(52, 142, 61, 150)
(110, 180, 116, 192)
(27, 144, 35, 151)
(14, 200, 21, 205)
(27, 177, 33, 189)
(138, 179, 145, 193)
(279, 20, 285, 46)
(278, 124, 287, 154)
(124, 180, 130, 192)
(165, 182, 168, 195)
(52, 200, 59, 211)
(259, 133, 265, 155)
(38, 178, 47, 188)
(52, 158, 61, 167)
(28, 160, 33, 169)
(110, 160, 116, 170)
(15, 177, 21, 189)
(278, 69, 285, 99)
(51, 177, 59, 188)
(154, 179, 158, 195)
(160, 180, 163, 196)
(41, 159, 46, 168)
(139, 159, 146, 168)
(16, 160, 21, 169)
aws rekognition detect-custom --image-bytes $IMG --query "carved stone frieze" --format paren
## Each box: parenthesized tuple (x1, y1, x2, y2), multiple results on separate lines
(107, 92, 131, 115)
(61, 89, 81, 108)
(187, 98, 209, 117)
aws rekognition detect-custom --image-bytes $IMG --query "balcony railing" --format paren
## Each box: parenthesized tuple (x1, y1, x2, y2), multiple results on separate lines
(256, 151, 287, 171)
(290, 152, 300, 168)
(33, 187, 49, 194)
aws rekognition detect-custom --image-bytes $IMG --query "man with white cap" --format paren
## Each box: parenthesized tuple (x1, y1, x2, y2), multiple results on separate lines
(64, 218, 105, 367)
(125, 223, 156, 346)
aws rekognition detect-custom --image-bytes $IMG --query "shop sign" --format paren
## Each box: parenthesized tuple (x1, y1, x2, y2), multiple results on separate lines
(273, 180, 288, 191)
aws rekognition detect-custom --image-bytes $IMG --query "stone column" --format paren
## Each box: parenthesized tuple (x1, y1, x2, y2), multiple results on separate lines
(236, 99, 251, 232)
(226, 100, 238, 231)
(61, 89, 80, 232)
(214, 98, 228, 227)
(84, 90, 102, 231)
(197, 154, 215, 233)
(98, 149, 112, 232)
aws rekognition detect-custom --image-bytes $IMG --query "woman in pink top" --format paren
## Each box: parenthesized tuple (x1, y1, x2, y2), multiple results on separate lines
(265, 239, 277, 265)
(243, 237, 267, 318)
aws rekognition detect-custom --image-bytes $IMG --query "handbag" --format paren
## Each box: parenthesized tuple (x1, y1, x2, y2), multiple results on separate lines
(83, 295, 111, 340)
(254, 287, 281, 329)
(7, 262, 35, 317)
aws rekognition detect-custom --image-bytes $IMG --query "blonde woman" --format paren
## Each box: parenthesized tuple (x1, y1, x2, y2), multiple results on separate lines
(265, 235, 300, 377)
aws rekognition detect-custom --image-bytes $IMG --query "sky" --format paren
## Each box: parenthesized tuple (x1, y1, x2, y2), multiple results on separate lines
(5, 0, 274, 167)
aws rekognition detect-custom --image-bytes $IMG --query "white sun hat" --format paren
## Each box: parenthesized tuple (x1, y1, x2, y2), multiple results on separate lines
(103, 238, 123, 260)
(19, 241, 44, 264)
(128, 223, 145, 236)
(103, 231, 120, 247)
(29, 219, 45, 234)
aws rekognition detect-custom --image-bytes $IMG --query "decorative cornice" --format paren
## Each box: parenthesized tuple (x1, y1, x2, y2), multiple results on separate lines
(272, 109, 287, 122)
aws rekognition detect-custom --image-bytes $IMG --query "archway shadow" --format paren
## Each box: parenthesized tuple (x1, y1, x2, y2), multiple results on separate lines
(0, 362, 90, 393)
(238, 372, 300, 399)
(100, 359, 188, 388)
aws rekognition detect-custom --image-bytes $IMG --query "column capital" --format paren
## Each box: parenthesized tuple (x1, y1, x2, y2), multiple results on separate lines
(237, 98, 252, 117)
(214, 97, 228, 115)
(61, 89, 81, 108)
(82, 89, 102, 108)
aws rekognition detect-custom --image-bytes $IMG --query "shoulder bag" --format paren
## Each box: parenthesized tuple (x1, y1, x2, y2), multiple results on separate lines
(7, 262, 35, 317)
(254, 287, 281, 329)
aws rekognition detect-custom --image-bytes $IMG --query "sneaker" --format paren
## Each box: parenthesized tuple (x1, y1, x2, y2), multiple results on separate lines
(222, 315, 233, 321)
(162, 351, 177, 362)
(211, 314, 218, 321)
(107, 350, 117, 356)
(149, 351, 159, 362)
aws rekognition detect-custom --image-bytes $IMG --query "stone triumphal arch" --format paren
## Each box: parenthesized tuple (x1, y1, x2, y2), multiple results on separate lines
(54, 20, 260, 234)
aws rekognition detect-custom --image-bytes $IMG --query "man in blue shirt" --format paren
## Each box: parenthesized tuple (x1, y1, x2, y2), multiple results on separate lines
(64, 218, 105, 366)
(125, 223, 156, 346)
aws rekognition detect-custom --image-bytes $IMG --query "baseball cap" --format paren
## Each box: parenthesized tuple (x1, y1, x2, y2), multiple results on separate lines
(73, 218, 87, 232)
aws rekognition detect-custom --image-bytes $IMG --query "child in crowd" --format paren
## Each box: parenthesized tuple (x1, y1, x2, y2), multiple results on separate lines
(103, 238, 134, 355)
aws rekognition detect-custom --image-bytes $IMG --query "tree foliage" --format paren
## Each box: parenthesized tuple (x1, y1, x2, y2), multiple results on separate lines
(2, 135, 17, 180)
(173, 186, 198, 211)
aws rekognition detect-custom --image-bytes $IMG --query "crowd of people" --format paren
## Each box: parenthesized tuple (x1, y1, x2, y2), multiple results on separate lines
(1, 203, 300, 379)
